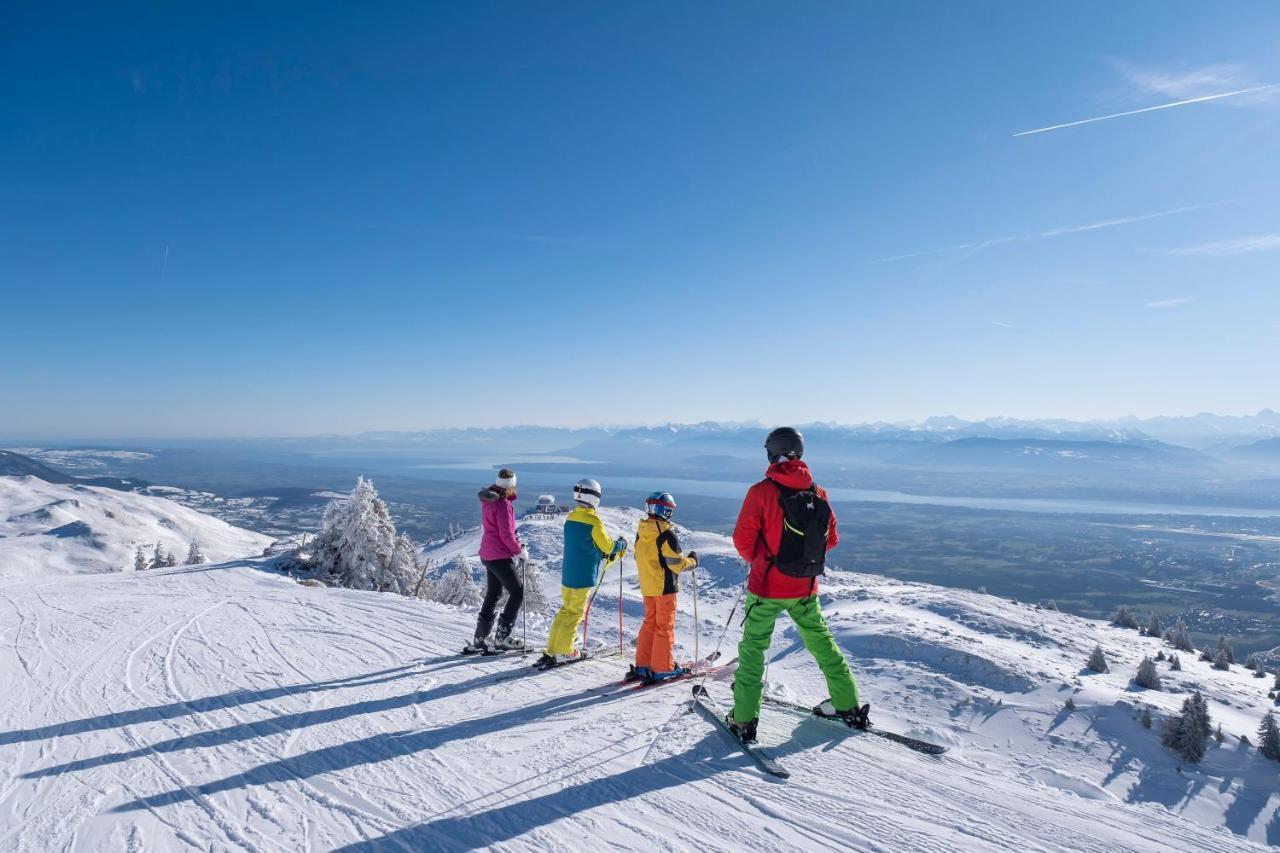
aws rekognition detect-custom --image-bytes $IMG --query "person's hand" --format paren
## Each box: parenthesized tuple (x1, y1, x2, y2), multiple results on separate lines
(518, 546, 530, 563)
(688, 550, 698, 567)
(612, 536, 627, 556)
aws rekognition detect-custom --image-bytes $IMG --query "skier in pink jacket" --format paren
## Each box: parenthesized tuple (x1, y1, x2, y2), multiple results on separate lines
(465, 468, 528, 653)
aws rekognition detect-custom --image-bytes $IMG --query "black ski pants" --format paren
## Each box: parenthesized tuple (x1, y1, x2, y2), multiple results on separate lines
(475, 557, 524, 639)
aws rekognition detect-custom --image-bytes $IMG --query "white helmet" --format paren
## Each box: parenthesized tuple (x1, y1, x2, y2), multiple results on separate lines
(573, 478, 602, 508)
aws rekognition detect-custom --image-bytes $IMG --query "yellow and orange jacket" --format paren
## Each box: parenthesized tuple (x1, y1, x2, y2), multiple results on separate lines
(633, 516, 696, 597)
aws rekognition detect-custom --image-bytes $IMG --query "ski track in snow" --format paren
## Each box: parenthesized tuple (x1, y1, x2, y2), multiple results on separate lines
(0, 552, 1269, 853)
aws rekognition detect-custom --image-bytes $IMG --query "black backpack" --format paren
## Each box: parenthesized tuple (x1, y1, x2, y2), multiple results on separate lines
(771, 482, 832, 578)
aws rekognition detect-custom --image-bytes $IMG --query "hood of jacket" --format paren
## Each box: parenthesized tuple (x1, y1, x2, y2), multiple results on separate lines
(765, 459, 815, 490)
(478, 486, 515, 503)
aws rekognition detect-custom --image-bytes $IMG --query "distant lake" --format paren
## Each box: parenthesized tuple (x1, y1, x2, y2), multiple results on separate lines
(400, 463, 1280, 519)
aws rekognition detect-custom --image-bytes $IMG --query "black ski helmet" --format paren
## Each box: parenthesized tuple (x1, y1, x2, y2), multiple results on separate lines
(765, 426, 804, 462)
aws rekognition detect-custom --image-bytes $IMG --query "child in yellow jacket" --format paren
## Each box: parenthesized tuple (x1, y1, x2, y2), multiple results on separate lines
(628, 491, 698, 682)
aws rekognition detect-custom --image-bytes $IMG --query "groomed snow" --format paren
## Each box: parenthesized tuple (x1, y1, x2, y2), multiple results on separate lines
(0, 491, 1274, 850)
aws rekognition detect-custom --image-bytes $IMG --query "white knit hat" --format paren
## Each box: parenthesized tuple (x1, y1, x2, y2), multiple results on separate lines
(495, 468, 517, 489)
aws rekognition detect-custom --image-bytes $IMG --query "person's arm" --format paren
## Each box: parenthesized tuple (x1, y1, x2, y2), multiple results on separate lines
(497, 501, 522, 556)
(589, 514, 620, 557)
(660, 529, 696, 572)
(732, 484, 764, 563)
(821, 486, 840, 551)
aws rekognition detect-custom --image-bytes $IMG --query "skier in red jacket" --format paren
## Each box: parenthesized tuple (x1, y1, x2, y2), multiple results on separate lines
(727, 427, 865, 744)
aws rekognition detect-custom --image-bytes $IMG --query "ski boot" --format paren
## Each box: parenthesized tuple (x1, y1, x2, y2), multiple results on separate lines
(533, 652, 555, 669)
(725, 713, 759, 745)
(815, 699, 871, 730)
(644, 664, 688, 684)
(492, 622, 524, 651)
(535, 650, 582, 670)
(624, 665, 652, 683)
(462, 636, 493, 655)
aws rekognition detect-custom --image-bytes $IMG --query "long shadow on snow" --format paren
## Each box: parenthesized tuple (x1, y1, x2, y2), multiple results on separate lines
(28, 660, 540, 779)
(332, 706, 869, 851)
(2, 658, 480, 747)
(111, 676, 642, 813)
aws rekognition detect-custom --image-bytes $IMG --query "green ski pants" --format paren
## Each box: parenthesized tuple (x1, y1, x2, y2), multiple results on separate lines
(731, 592, 859, 723)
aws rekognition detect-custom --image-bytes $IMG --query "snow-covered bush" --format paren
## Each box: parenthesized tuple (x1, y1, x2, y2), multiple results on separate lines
(1112, 605, 1139, 630)
(434, 555, 483, 607)
(1213, 649, 1231, 671)
(1145, 611, 1163, 637)
(1133, 657, 1161, 690)
(1169, 654, 1182, 671)
(1215, 635, 1235, 665)
(134, 545, 148, 571)
(1086, 645, 1109, 673)
(1168, 619, 1194, 653)
(1140, 707, 1153, 729)
(1161, 691, 1212, 764)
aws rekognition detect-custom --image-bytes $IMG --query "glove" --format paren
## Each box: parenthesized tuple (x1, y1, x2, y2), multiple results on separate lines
(518, 546, 529, 563)
(611, 536, 627, 557)
(687, 550, 698, 567)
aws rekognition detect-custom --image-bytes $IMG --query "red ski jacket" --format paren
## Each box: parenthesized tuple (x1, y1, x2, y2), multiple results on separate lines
(733, 460, 840, 599)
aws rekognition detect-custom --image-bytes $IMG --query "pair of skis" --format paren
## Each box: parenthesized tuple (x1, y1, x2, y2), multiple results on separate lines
(692, 688, 948, 781)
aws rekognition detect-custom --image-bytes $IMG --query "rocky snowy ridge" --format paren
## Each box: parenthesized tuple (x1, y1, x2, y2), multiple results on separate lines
(0, 490, 1275, 849)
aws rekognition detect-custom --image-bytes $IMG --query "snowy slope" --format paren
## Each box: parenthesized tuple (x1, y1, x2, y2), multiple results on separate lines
(0, 475, 273, 577)
(0, 503, 1275, 850)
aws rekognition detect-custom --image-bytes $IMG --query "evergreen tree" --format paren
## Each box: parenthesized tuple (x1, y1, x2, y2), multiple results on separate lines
(1087, 645, 1109, 673)
(1274, 670, 1280, 691)
(1112, 605, 1139, 629)
(1169, 619, 1195, 653)
(1161, 691, 1212, 764)
(1045, 600, 1059, 611)
(150, 541, 168, 569)
(1259, 711, 1280, 761)
(1146, 611, 1163, 638)
(1155, 650, 1165, 662)
(1140, 707, 1153, 729)
(1064, 697, 1075, 710)
(1214, 723, 1224, 744)
(1170, 654, 1182, 671)
(384, 532, 423, 596)
(1199, 648, 1213, 663)
(1245, 655, 1258, 671)
(134, 545, 148, 571)
(184, 540, 206, 565)
(521, 561, 550, 614)
(1213, 648, 1231, 671)
(311, 477, 397, 591)
(1134, 656, 1161, 690)
(1216, 635, 1235, 665)
(435, 555, 483, 607)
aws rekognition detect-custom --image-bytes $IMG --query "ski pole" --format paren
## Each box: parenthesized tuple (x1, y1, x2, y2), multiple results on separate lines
(520, 556, 528, 651)
(581, 552, 617, 651)
(697, 565, 747, 690)
(617, 549, 623, 658)
(691, 562, 700, 663)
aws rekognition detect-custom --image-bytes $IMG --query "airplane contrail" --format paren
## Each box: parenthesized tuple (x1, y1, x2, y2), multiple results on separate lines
(1013, 84, 1279, 137)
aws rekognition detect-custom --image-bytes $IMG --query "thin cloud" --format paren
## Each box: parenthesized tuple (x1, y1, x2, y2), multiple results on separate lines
(990, 321, 1014, 329)
(1013, 84, 1279, 137)
(867, 201, 1226, 264)
(1145, 297, 1194, 309)
(1167, 234, 1280, 257)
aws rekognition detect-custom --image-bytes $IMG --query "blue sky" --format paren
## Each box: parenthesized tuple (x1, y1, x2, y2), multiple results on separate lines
(2, 3, 1277, 438)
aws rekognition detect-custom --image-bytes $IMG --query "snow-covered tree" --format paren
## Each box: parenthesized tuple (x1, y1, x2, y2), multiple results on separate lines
(1170, 654, 1182, 671)
(1140, 707, 1153, 729)
(1112, 605, 1139, 629)
(1044, 600, 1059, 611)
(150, 541, 170, 569)
(1134, 656, 1161, 690)
(1213, 648, 1231, 671)
(1214, 724, 1225, 744)
(384, 532, 424, 597)
(521, 561, 550, 614)
(311, 477, 396, 592)
(1086, 645, 1109, 673)
(1259, 711, 1280, 761)
(134, 545, 148, 571)
(1146, 611, 1163, 638)
(1216, 635, 1235, 665)
(1168, 619, 1194, 653)
(184, 540, 206, 565)
(1155, 650, 1166, 662)
(1161, 691, 1212, 764)
(434, 555, 483, 607)
(1274, 670, 1280, 691)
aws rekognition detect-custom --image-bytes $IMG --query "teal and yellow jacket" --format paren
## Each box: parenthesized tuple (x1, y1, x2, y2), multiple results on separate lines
(561, 506, 618, 589)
